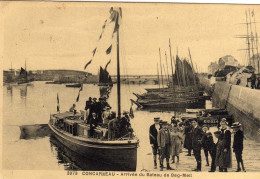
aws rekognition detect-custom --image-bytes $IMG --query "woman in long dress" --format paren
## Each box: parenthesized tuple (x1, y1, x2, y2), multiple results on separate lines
(215, 118, 232, 172)
(170, 125, 184, 163)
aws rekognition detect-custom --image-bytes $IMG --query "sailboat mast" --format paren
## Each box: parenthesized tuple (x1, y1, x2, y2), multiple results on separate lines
(159, 48, 164, 88)
(248, 9, 255, 69)
(252, 9, 260, 73)
(117, 20, 121, 119)
(157, 63, 161, 90)
(165, 52, 170, 84)
(245, 10, 251, 66)
(169, 38, 177, 87)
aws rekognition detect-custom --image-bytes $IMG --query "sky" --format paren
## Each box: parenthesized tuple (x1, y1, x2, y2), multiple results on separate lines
(1, 1, 260, 75)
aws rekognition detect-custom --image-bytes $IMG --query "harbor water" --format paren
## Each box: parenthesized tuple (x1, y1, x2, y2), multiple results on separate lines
(2, 81, 260, 171)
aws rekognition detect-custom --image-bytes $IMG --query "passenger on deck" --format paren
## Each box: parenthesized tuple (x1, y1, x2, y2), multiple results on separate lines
(89, 113, 98, 137)
(102, 106, 111, 125)
(89, 113, 98, 127)
(85, 97, 92, 122)
(96, 98, 103, 122)
(88, 98, 96, 121)
(69, 104, 76, 113)
(120, 112, 133, 137)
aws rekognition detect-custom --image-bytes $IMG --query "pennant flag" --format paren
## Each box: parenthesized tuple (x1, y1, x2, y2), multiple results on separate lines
(106, 45, 112, 54)
(99, 33, 103, 40)
(102, 20, 107, 29)
(129, 106, 134, 119)
(109, 8, 117, 23)
(113, 18, 119, 34)
(57, 93, 60, 113)
(80, 84, 83, 91)
(105, 59, 111, 70)
(84, 59, 92, 70)
(76, 92, 80, 102)
(92, 48, 97, 57)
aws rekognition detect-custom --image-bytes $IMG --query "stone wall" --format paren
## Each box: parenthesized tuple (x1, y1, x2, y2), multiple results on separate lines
(199, 76, 260, 141)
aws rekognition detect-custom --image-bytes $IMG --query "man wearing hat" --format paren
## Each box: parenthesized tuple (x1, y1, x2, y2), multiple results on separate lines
(157, 121, 173, 171)
(149, 117, 160, 169)
(215, 118, 232, 172)
(231, 122, 246, 172)
(190, 118, 204, 172)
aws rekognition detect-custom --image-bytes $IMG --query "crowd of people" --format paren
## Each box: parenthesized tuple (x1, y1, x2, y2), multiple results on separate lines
(149, 117, 246, 172)
(83, 97, 133, 140)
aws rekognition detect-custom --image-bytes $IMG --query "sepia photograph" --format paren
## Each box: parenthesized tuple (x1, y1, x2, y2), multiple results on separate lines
(1, 0, 260, 176)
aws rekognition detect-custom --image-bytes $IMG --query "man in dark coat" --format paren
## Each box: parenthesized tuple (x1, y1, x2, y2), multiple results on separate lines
(191, 118, 204, 172)
(157, 121, 173, 171)
(184, 119, 193, 156)
(250, 72, 256, 89)
(85, 97, 92, 123)
(202, 125, 217, 172)
(231, 122, 246, 172)
(149, 117, 160, 169)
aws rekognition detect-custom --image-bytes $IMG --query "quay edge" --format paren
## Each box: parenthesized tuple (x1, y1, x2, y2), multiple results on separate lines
(199, 75, 260, 141)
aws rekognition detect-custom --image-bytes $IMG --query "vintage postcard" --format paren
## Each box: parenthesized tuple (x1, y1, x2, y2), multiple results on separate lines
(0, 1, 260, 179)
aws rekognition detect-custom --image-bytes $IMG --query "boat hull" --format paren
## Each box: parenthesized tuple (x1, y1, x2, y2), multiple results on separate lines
(48, 121, 138, 171)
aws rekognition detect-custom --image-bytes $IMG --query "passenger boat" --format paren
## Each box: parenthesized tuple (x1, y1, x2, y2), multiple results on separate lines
(48, 8, 139, 171)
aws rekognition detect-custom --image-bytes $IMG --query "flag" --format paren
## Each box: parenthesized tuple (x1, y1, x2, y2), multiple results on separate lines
(84, 59, 92, 70)
(106, 45, 112, 54)
(109, 8, 117, 22)
(80, 84, 83, 91)
(129, 101, 134, 119)
(129, 106, 134, 119)
(76, 92, 80, 102)
(57, 93, 60, 112)
(99, 33, 103, 40)
(92, 48, 97, 57)
(102, 20, 107, 29)
(105, 59, 111, 70)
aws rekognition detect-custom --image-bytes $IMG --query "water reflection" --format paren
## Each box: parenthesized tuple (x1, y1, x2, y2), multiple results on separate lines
(19, 85, 28, 98)
(49, 136, 125, 171)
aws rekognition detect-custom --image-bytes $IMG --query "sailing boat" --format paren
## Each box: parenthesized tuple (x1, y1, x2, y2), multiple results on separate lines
(132, 44, 205, 110)
(48, 7, 139, 171)
(98, 66, 114, 86)
(17, 60, 33, 85)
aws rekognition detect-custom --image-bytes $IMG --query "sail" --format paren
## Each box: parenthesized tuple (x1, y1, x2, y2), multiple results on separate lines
(19, 67, 28, 82)
(99, 66, 113, 85)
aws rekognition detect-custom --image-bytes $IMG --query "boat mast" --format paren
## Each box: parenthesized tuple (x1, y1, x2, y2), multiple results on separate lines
(245, 10, 251, 66)
(116, 11, 121, 119)
(163, 64, 168, 85)
(252, 9, 260, 73)
(159, 48, 164, 88)
(248, 9, 256, 69)
(188, 48, 197, 87)
(157, 63, 161, 90)
(165, 51, 170, 84)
